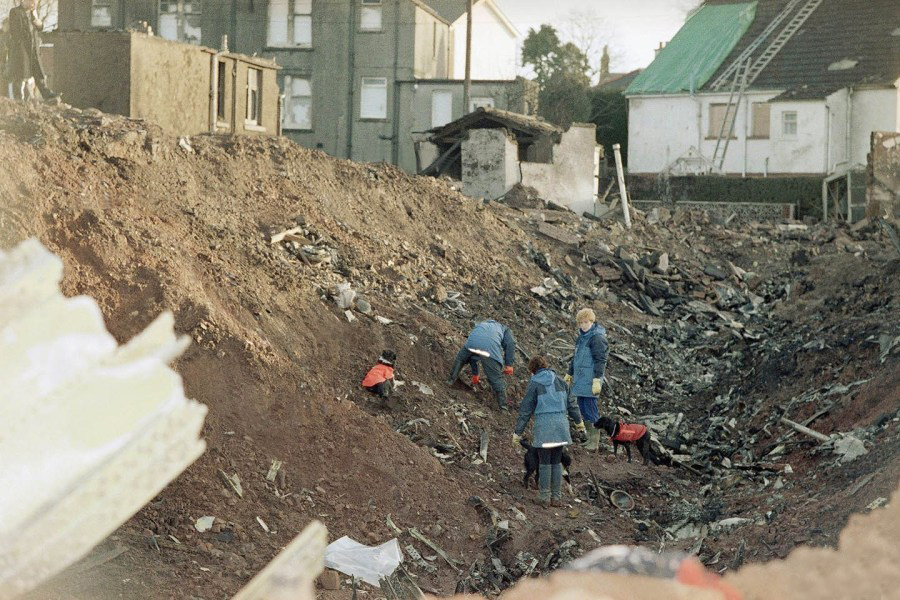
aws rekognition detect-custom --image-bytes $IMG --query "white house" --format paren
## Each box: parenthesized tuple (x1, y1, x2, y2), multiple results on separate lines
(425, 0, 519, 81)
(626, 0, 900, 178)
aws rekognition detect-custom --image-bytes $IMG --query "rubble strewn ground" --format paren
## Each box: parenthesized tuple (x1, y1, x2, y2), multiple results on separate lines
(1, 99, 897, 599)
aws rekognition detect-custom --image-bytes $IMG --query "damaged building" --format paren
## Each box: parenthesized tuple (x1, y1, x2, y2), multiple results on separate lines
(56, 0, 536, 172)
(422, 108, 602, 215)
(48, 31, 280, 137)
(624, 0, 900, 219)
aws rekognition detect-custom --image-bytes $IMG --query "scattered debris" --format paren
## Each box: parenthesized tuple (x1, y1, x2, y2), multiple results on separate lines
(194, 516, 215, 533)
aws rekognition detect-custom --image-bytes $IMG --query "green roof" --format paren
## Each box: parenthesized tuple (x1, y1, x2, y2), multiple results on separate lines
(625, 2, 757, 96)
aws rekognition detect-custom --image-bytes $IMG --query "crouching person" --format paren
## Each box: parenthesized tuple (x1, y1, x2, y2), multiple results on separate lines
(361, 350, 396, 399)
(513, 355, 586, 507)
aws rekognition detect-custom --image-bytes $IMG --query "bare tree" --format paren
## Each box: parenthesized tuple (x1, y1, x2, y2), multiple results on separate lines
(558, 10, 624, 85)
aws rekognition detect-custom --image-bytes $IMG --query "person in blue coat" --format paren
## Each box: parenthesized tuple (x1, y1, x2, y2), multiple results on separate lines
(565, 308, 608, 451)
(513, 355, 585, 507)
(447, 319, 516, 410)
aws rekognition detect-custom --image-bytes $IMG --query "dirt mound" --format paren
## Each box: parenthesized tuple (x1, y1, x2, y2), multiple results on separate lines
(1, 99, 898, 599)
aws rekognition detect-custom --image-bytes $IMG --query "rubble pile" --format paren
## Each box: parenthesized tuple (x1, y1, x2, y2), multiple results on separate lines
(1, 99, 897, 599)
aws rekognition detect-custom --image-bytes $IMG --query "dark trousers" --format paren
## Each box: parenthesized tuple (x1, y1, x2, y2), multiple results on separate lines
(364, 379, 393, 399)
(449, 348, 507, 409)
(538, 446, 563, 465)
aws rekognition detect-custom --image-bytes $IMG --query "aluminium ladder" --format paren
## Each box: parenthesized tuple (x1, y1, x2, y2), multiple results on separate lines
(743, 0, 825, 86)
(712, 59, 749, 172)
(710, 0, 805, 90)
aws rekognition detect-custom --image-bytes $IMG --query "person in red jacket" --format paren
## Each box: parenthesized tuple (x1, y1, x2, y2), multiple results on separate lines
(361, 350, 396, 399)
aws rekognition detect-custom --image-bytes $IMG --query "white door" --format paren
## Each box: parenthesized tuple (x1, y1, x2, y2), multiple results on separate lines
(431, 90, 453, 128)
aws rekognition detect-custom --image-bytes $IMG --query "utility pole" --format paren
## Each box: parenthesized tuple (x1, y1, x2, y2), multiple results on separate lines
(463, 0, 472, 114)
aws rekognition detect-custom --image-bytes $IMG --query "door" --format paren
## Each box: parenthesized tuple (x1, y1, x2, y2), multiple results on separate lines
(431, 90, 453, 128)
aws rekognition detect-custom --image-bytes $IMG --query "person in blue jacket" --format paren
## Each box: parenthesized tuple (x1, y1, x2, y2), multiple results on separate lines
(447, 319, 516, 410)
(513, 355, 586, 507)
(565, 307, 608, 451)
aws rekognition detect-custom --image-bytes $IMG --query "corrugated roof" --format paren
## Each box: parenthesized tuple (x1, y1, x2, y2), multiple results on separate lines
(703, 0, 900, 98)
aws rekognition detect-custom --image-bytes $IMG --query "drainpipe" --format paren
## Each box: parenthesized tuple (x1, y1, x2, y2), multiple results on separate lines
(845, 87, 853, 167)
(390, 0, 401, 165)
(742, 97, 749, 176)
(345, 1, 356, 159)
(231, 60, 238, 133)
(824, 104, 831, 174)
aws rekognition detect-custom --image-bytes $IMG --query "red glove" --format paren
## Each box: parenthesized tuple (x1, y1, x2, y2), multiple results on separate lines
(471, 375, 480, 385)
(503, 366, 514, 375)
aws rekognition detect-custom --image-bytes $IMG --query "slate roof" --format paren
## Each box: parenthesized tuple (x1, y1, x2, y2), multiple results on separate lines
(595, 70, 643, 93)
(702, 0, 900, 99)
(422, 0, 473, 23)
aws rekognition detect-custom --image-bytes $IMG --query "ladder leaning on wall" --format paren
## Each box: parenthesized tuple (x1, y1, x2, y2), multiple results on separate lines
(712, 59, 749, 173)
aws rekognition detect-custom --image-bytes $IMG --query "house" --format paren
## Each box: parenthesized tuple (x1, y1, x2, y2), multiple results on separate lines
(425, 0, 519, 80)
(48, 31, 280, 137)
(56, 0, 530, 173)
(423, 107, 602, 214)
(625, 0, 900, 186)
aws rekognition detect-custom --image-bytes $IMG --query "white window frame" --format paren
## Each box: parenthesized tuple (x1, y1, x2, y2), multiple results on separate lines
(360, 76, 387, 119)
(782, 110, 798, 138)
(282, 75, 312, 130)
(246, 67, 263, 127)
(469, 97, 495, 112)
(158, 0, 202, 45)
(359, 0, 383, 32)
(267, 0, 312, 48)
(91, 0, 113, 27)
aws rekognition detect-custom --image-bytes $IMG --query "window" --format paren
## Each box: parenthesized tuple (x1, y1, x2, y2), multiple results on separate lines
(708, 103, 736, 138)
(431, 90, 453, 127)
(360, 77, 387, 119)
(751, 102, 770, 138)
(267, 0, 312, 47)
(782, 110, 798, 137)
(159, 1, 201, 45)
(91, 0, 112, 27)
(360, 0, 382, 31)
(283, 75, 312, 129)
(246, 68, 262, 126)
(469, 97, 495, 112)
(216, 60, 227, 122)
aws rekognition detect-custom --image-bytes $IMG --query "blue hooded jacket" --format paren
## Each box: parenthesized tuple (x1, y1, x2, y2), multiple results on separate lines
(515, 369, 582, 447)
(465, 320, 516, 367)
(568, 323, 608, 398)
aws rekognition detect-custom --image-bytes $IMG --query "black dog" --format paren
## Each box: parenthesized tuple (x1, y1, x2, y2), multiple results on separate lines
(519, 439, 573, 492)
(594, 416, 667, 466)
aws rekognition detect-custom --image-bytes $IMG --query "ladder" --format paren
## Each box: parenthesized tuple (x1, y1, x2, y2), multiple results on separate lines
(743, 0, 824, 87)
(712, 59, 749, 172)
(710, 0, 805, 90)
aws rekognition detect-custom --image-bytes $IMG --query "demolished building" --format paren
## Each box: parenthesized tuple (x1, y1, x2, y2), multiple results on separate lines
(47, 31, 280, 137)
(421, 107, 602, 214)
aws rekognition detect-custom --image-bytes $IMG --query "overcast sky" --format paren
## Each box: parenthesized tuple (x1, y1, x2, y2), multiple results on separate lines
(493, 0, 700, 74)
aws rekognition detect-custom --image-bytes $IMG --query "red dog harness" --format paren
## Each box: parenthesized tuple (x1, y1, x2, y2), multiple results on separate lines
(613, 423, 647, 442)
(362, 363, 394, 387)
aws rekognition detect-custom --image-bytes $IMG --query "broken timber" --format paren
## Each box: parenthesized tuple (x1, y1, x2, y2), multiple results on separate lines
(780, 417, 830, 443)
(479, 430, 489, 463)
(408, 528, 462, 572)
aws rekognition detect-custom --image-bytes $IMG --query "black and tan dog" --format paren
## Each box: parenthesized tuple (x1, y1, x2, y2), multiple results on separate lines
(594, 416, 667, 465)
(519, 439, 573, 493)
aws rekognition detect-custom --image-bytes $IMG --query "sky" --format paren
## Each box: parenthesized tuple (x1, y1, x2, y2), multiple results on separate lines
(493, 0, 700, 75)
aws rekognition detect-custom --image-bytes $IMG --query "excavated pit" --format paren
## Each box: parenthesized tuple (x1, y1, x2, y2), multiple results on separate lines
(0, 99, 897, 599)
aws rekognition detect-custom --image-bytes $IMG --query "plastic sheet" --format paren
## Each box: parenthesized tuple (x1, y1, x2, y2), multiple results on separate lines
(626, 3, 757, 95)
(323, 536, 403, 586)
